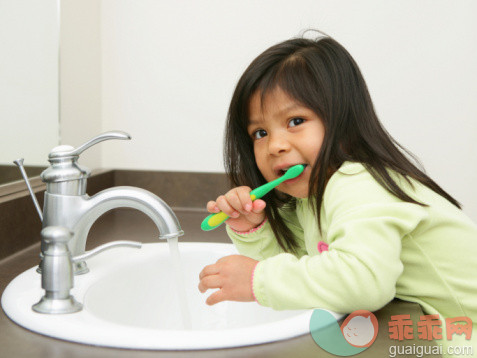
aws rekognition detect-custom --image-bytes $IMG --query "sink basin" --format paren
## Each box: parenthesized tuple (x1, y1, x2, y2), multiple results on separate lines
(2, 242, 340, 349)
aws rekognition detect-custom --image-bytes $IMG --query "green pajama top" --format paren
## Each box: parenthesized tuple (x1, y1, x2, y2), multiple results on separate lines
(227, 162, 477, 332)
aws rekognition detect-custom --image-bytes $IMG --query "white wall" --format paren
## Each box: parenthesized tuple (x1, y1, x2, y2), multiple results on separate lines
(61, 0, 477, 220)
(0, 0, 59, 166)
(60, 0, 102, 169)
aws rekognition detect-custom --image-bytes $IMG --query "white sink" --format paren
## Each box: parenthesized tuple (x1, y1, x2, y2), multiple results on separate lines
(2, 242, 339, 350)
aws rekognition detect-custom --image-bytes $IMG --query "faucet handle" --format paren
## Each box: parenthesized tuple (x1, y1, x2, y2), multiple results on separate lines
(72, 240, 142, 263)
(49, 131, 131, 159)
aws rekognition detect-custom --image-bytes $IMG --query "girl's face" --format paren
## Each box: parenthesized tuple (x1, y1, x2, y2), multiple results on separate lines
(247, 87, 325, 198)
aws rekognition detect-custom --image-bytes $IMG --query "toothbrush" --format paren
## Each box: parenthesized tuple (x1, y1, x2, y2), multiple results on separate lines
(201, 164, 305, 231)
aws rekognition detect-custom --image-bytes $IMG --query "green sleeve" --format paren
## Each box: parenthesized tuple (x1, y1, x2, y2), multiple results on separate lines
(252, 167, 428, 313)
(226, 221, 283, 261)
(226, 205, 306, 261)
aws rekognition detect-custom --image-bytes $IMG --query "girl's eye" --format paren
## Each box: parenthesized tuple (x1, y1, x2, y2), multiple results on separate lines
(253, 129, 267, 140)
(289, 117, 305, 127)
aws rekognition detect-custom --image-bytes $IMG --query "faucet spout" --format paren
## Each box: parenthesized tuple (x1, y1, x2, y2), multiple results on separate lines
(42, 186, 184, 274)
(88, 186, 184, 238)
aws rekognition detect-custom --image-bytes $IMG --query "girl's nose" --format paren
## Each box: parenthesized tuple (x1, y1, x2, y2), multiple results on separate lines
(268, 133, 290, 155)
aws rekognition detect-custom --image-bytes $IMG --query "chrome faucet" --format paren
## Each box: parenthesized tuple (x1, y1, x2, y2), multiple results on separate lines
(16, 131, 184, 275)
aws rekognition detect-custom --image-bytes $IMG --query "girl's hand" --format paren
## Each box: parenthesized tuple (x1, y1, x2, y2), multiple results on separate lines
(206, 186, 266, 232)
(198, 255, 258, 305)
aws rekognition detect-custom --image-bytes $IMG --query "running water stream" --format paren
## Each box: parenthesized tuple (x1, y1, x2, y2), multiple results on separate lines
(167, 237, 192, 329)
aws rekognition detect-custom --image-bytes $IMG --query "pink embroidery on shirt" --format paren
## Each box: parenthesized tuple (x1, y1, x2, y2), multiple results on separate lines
(317, 241, 329, 253)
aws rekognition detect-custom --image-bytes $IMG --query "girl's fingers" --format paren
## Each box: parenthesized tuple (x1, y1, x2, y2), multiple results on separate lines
(225, 187, 252, 215)
(224, 191, 246, 216)
(198, 264, 222, 293)
(236, 200, 266, 228)
(251, 199, 266, 213)
(206, 201, 220, 213)
(198, 274, 222, 293)
(206, 290, 226, 305)
(237, 188, 253, 213)
(206, 187, 256, 229)
(216, 195, 240, 218)
(199, 263, 219, 280)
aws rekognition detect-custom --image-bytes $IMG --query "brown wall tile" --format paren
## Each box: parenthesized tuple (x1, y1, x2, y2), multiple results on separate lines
(113, 170, 229, 209)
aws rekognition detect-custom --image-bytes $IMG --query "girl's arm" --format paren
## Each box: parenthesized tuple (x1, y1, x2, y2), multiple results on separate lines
(226, 206, 306, 261)
(252, 166, 428, 313)
(253, 202, 427, 312)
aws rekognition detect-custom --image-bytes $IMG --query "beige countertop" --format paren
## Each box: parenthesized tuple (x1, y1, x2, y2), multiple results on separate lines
(0, 208, 440, 358)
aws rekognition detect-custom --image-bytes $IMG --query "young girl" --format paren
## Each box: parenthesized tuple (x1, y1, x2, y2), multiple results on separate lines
(198, 33, 477, 344)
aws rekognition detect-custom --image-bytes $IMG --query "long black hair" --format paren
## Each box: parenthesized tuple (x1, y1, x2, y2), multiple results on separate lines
(224, 33, 461, 253)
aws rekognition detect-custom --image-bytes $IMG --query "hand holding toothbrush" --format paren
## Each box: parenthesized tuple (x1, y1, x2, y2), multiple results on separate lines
(202, 164, 305, 232)
(205, 186, 267, 232)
